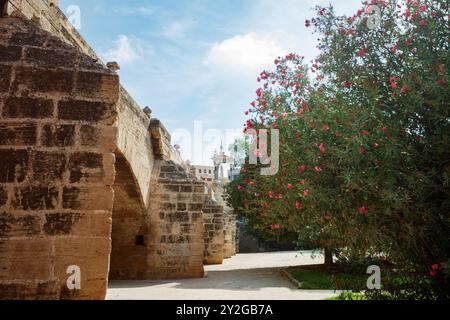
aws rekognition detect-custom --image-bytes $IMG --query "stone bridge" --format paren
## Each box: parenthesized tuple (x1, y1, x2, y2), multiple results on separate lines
(0, 0, 236, 299)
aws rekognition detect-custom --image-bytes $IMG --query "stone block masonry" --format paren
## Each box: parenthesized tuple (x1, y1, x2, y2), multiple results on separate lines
(0, 16, 119, 299)
(0, 1, 239, 300)
(146, 160, 206, 279)
(223, 211, 237, 259)
(202, 197, 224, 265)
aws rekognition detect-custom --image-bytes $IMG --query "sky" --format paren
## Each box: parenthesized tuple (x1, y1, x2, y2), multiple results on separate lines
(60, 0, 360, 165)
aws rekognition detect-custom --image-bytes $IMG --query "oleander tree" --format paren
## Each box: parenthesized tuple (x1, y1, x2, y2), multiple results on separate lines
(225, 0, 449, 298)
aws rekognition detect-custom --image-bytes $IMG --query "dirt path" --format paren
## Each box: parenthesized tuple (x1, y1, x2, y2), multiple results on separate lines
(107, 251, 339, 300)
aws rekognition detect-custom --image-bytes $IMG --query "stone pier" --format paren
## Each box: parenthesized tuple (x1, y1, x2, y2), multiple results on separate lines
(202, 197, 224, 265)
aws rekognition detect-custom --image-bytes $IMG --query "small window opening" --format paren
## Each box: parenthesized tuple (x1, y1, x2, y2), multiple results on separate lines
(135, 235, 145, 246)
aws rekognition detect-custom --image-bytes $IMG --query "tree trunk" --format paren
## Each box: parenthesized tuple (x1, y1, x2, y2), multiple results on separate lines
(324, 248, 334, 268)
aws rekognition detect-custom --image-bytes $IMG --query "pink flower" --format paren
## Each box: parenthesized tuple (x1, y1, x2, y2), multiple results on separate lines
(268, 191, 274, 198)
(287, 183, 293, 189)
(358, 47, 367, 58)
(359, 146, 366, 155)
(256, 88, 263, 98)
(319, 143, 326, 154)
(315, 166, 322, 172)
(260, 71, 269, 79)
(419, 19, 427, 27)
(305, 20, 311, 27)
(237, 185, 244, 191)
(404, 8, 410, 18)
(401, 85, 411, 94)
(431, 264, 440, 271)
(344, 81, 353, 88)
(246, 120, 253, 129)
(391, 42, 399, 53)
(271, 224, 281, 230)
(359, 207, 368, 216)
(431, 11, 437, 18)
(322, 124, 330, 133)
(347, 28, 356, 36)
(303, 189, 310, 197)
(295, 200, 302, 210)
(298, 165, 306, 173)
(391, 81, 398, 89)
(274, 58, 280, 65)
(361, 130, 370, 137)
(390, 75, 399, 83)
(286, 53, 295, 60)
(420, 4, 427, 12)
(438, 79, 446, 86)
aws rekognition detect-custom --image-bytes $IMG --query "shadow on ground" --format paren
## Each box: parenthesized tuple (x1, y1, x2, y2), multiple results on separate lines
(109, 268, 294, 291)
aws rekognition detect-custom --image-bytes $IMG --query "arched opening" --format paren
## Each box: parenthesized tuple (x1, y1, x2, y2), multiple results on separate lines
(109, 151, 149, 280)
(1, 0, 8, 16)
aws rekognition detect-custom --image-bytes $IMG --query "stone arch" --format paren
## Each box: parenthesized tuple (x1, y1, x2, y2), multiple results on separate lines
(109, 151, 148, 280)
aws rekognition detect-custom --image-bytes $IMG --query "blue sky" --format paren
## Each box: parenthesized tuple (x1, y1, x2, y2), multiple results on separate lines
(60, 0, 360, 164)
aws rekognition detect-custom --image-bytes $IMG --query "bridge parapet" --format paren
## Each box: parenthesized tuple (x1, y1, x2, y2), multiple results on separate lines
(116, 86, 153, 207)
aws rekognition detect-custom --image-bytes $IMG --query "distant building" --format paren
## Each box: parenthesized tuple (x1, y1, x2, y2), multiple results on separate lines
(212, 145, 234, 184)
(191, 142, 242, 184)
(192, 165, 215, 182)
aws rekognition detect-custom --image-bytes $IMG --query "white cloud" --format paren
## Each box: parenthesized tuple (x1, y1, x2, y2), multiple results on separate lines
(161, 21, 192, 40)
(204, 33, 286, 72)
(103, 35, 142, 65)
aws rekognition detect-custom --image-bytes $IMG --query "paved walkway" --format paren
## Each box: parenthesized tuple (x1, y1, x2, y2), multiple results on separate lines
(107, 251, 339, 300)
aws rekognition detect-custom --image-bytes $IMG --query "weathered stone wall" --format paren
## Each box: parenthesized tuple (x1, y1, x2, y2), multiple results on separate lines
(209, 183, 238, 259)
(0, 16, 119, 299)
(202, 197, 224, 265)
(0, 0, 238, 300)
(230, 213, 237, 256)
(116, 87, 153, 208)
(4, 0, 99, 61)
(147, 160, 205, 279)
(223, 211, 237, 259)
